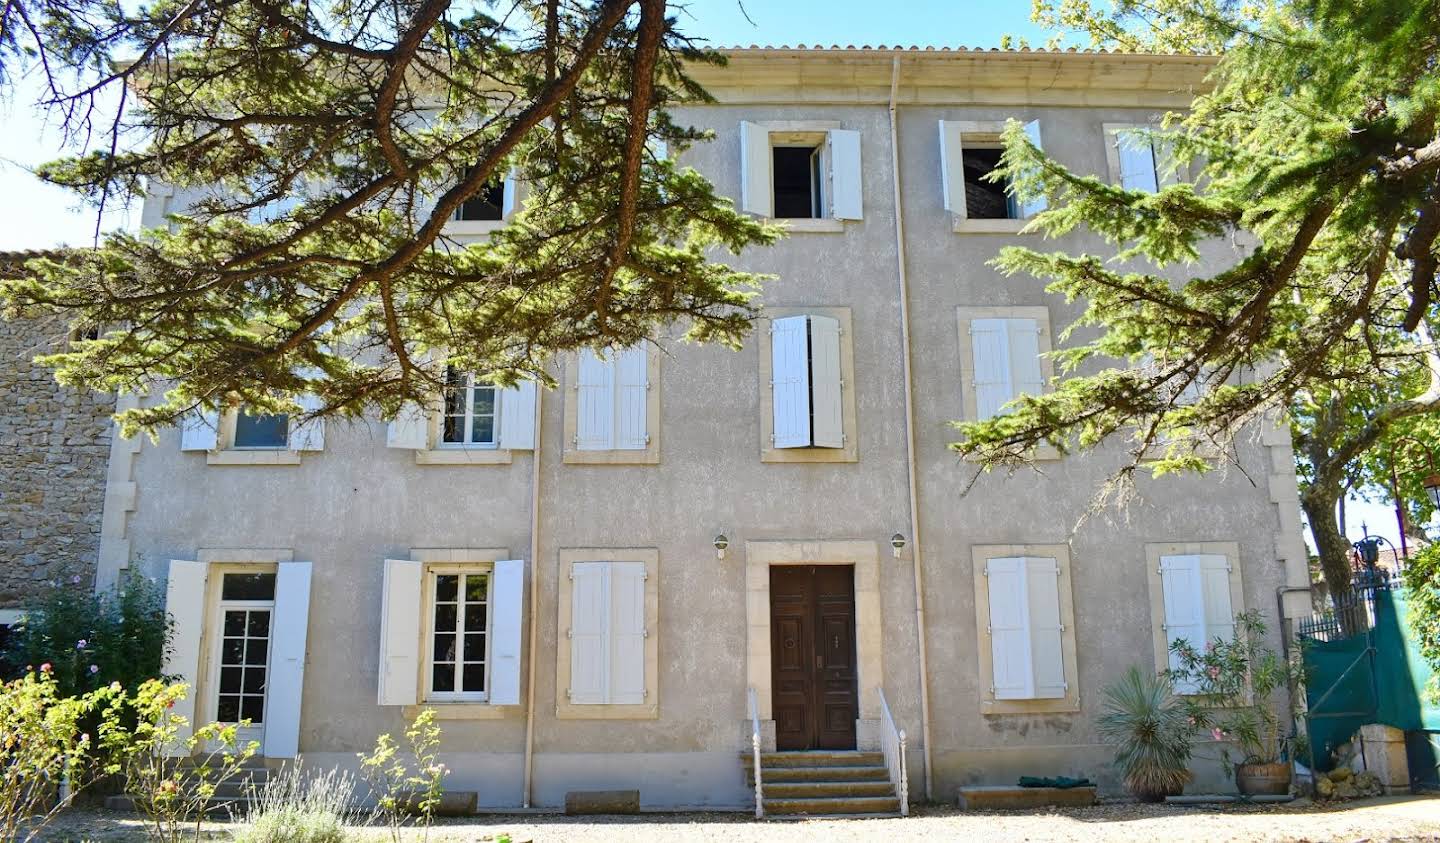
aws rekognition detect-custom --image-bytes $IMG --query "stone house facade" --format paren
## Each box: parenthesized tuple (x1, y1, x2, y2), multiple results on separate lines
(98, 47, 1313, 810)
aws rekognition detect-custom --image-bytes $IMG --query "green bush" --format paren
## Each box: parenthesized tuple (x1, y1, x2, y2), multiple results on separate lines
(3, 568, 168, 695)
(1097, 666, 1194, 801)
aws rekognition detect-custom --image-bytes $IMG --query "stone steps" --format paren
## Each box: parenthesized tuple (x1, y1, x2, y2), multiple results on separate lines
(743, 750, 901, 818)
(751, 764, 890, 783)
(764, 780, 896, 798)
(763, 795, 902, 816)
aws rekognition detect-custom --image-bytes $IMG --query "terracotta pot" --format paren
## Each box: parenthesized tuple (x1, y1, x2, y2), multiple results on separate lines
(1235, 762, 1291, 796)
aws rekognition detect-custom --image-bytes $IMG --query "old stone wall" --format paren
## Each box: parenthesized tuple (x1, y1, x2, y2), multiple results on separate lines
(0, 314, 112, 604)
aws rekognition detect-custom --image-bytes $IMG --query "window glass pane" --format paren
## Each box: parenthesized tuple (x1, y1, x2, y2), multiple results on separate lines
(471, 416, 495, 444)
(224, 612, 246, 636)
(222, 572, 276, 601)
(472, 386, 495, 415)
(432, 664, 455, 693)
(454, 171, 505, 221)
(464, 632, 486, 661)
(462, 664, 486, 693)
(464, 603, 486, 632)
(218, 696, 240, 722)
(435, 575, 459, 603)
(241, 695, 265, 723)
(243, 668, 266, 693)
(773, 146, 819, 218)
(234, 412, 289, 448)
(464, 574, 489, 602)
(220, 667, 242, 694)
(960, 148, 1014, 219)
(247, 612, 270, 638)
(434, 603, 456, 633)
(222, 638, 244, 664)
(245, 637, 269, 666)
(433, 633, 456, 662)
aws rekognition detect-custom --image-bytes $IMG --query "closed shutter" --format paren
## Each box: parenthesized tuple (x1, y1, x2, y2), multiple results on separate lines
(162, 559, 209, 754)
(986, 557, 1034, 700)
(386, 402, 429, 450)
(568, 562, 609, 704)
(1019, 120, 1048, 218)
(498, 381, 537, 450)
(739, 121, 773, 217)
(180, 410, 220, 451)
(971, 319, 1013, 420)
(938, 120, 967, 215)
(1198, 554, 1236, 645)
(1025, 557, 1067, 699)
(1159, 554, 1207, 693)
(289, 393, 326, 451)
(377, 559, 422, 706)
(615, 347, 649, 450)
(575, 350, 615, 450)
(771, 316, 812, 448)
(264, 561, 312, 758)
(502, 169, 518, 219)
(828, 129, 863, 220)
(808, 316, 844, 448)
(488, 559, 525, 706)
(608, 561, 648, 705)
(1116, 130, 1160, 193)
(1006, 318, 1045, 400)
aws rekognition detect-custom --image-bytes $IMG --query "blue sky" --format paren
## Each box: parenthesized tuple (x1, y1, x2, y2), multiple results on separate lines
(0, 0, 1410, 547)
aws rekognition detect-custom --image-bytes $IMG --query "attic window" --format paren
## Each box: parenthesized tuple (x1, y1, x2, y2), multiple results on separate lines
(455, 176, 506, 222)
(961, 147, 1017, 220)
(773, 145, 823, 219)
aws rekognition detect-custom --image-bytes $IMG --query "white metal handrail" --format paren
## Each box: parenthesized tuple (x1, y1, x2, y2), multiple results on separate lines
(747, 686, 763, 819)
(877, 687, 909, 816)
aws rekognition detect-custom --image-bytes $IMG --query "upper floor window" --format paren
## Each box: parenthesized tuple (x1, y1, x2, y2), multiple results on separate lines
(958, 307, 1054, 422)
(1102, 124, 1169, 193)
(233, 411, 290, 449)
(759, 308, 858, 464)
(441, 367, 499, 448)
(738, 121, 862, 222)
(939, 120, 1047, 232)
(455, 174, 508, 222)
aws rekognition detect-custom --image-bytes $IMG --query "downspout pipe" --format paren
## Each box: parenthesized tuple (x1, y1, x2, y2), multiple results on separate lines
(522, 385, 543, 807)
(889, 54, 935, 802)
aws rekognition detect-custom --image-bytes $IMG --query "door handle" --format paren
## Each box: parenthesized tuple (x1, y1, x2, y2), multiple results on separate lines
(815, 655, 823, 670)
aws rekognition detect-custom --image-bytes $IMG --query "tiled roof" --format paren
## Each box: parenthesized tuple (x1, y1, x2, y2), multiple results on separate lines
(715, 44, 1209, 57)
(0, 248, 83, 279)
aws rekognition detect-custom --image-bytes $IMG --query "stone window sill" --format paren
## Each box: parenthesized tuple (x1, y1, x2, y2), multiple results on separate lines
(415, 448, 513, 466)
(206, 450, 302, 466)
(443, 220, 505, 236)
(404, 703, 513, 720)
(761, 445, 858, 464)
(554, 701, 659, 720)
(773, 218, 845, 234)
(562, 448, 659, 465)
(952, 218, 1036, 235)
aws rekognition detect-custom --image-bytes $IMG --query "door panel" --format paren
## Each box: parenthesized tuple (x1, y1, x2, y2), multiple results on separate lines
(769, 565, 858, 750)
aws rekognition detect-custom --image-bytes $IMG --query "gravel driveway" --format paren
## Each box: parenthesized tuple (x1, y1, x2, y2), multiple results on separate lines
(40, 796, 1440, 842)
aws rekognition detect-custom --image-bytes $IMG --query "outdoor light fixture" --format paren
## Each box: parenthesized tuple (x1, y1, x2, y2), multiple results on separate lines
(891, 533, 907, 558)
(1426, 473, 1440, 510)
(713, 534, 729, 560)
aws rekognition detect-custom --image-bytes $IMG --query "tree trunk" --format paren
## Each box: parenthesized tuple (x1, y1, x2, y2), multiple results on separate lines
(1301, 485, 1363, 635)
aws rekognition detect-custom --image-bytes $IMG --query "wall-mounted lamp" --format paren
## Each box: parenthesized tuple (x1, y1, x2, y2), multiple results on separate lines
(891, 533, 907, 558)
(713, 533, 730, 560)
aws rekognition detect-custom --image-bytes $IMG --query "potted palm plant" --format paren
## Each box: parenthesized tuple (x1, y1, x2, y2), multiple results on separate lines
(1167, 610, 1303, 795)
(1097, 667, 1195, 801)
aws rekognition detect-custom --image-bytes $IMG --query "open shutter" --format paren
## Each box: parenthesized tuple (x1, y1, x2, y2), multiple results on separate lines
(739, 121, 773, 217)
(1116, 131, 1160, 193)
(163, 560, 209, 754)
(971, 319, 1013, 420)
(498, 381, 537, 450)
(809, 315, 844, 448)
(608, 561, 648, 705)
(377, 559, 422, 706)
(1198, 554, 1236, 645)
(568, 562, 609, 704)
(615, 347, 649, 450)
(1025, 557, 1067, 699)
(488, 559, 525, 705)
(575, 350, 615, 450)
(180, 410, 219, 451)
(1006, 318, 1045, 400)
(938, 120, 967, 215)
(828, 129, 863, 220)
(386, 402, 429, 450)
(771, 316, 812, 448)
(1159, 554, 1207, 693)
(986, 557, 1034, 700)
(502, 169, 518, 219)
(264, 561, 312, 758)
(1019, 120, 1048, 218)
(289, 393, 325, 451)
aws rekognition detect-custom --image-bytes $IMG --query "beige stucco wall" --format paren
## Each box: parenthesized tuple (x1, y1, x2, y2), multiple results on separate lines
(106, 50, 1305, 807)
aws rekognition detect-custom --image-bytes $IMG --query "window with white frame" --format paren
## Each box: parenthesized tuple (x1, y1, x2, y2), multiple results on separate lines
(426, 569, 491, 701)
(971, 544, 1080, 713)
(453, 167, 515, 222)
(233, 411, 290, 449)
(1148, 545, 1243, 694)
(1103, 124, 1175, 194)
(738, 122, 862, 221)
(966, 315, 1047, 420)
(441, 367, 499, 448)
(940, 120, 1048, 223)
(554, 548, 660, 719)
(770, 314, 845, 449)
(180, 403, 325, 456)
(574, 347, 649, 451)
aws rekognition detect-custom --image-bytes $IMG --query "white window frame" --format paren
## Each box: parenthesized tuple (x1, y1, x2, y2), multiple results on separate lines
(443, 169, 522, 236)
(1103, 123, 1188, 191)
(956, 306, 1059, 460)
(422, 564, 495, 704)
(1145, 541, 1245, 692)
(438, 369, 501, 450)
(231, 410, 291, 451)
(940, 119, 1046, 234)
(738, 120, 861, 232)
(971, 543, 1081, 714)
(555, 547, 660, 720)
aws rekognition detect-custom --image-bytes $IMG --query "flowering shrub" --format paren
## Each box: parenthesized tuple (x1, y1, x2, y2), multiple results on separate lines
(1166, 610, 1304, 777)
(358, 708, 447, 843)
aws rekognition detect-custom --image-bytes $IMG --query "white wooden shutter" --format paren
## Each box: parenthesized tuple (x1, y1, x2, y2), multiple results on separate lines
(1115, 130, 1159, 193)
(377, 559, 422, 706)
(488, 559, 525, 706)
(771, 316, 812, 448)
(809, 315, 844, 448)
(615, 347, 649, 450)
(828, 129, 863, 220)
(1198, 554, 1236, 645)
(971, 319, 1013, 420)
(264, 561, 312, 758)
(608, 561, 648, 705)
(575, 350, 615, 450)
(986, 557, 1034, 700)
(502, 169, 518, 219)
(1006, 318, 1045, 400)
(386, 402, 429, 450)
(568, 562, 609, 704)
(180, 410, 220, 451)
(938, 120, 967, 215)
(163, 560, 209, 754)
(1025, 557, 1067, 699)
(739, 121, 773, 217)
(498, 381, 537, 450)
(289, 393, 326, 451)
(1019, 119, 1048, 218)
(1159, 554, 1207, 693)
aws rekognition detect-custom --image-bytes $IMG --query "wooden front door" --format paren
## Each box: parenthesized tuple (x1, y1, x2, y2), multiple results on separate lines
(770, 565, 858, 751)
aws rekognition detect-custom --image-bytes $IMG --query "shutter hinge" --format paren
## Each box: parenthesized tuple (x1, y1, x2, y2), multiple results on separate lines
(839, 379, 846, 389)
(1161, 623, 1168, 632)
(566, 628, 573, 638)
(643, 688, 648, 699)
(642, 572, 649, 581)
(989, 684, 995, 695)
(1059, 623, 1066, 632)
(642, 627, 649, 638)
(1063, 681, 1070, 691)
(986, 624, 992, 635)
(645, 434, 651, 444)
(566, 689, 573, 701)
